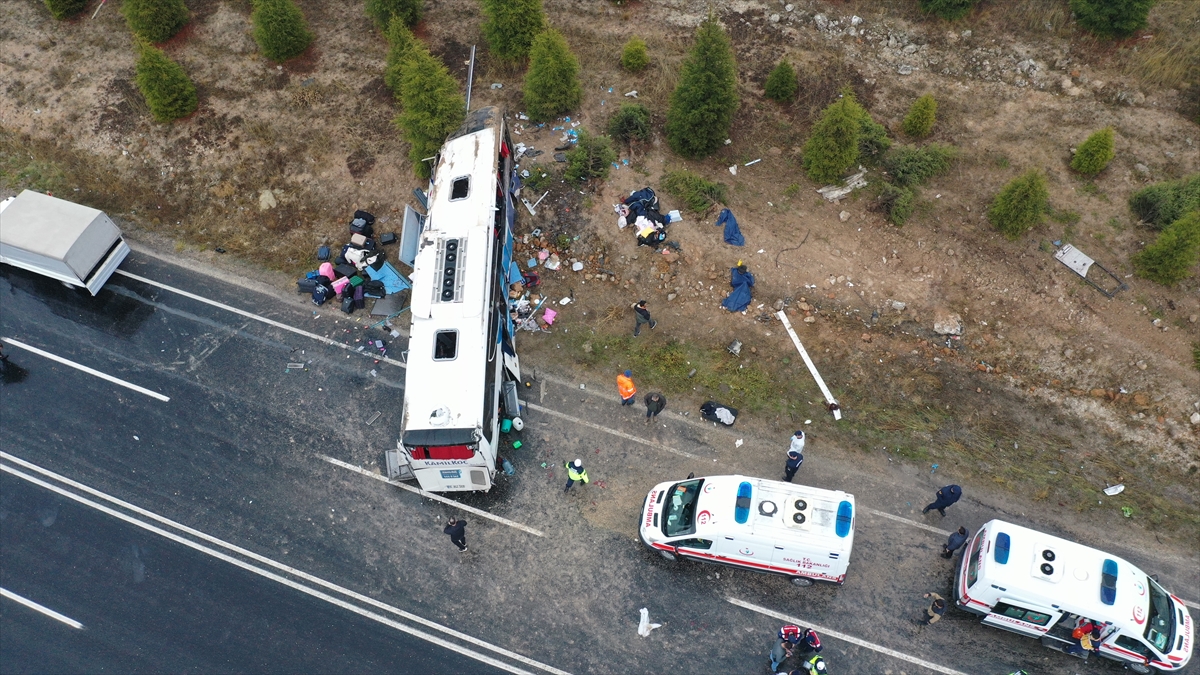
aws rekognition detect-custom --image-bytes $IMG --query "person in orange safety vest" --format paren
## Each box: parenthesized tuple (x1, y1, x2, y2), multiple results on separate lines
(617, 369, 637, 406)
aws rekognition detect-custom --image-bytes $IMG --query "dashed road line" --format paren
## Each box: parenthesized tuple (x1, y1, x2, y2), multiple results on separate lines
(0, 452, 566, 675)
(115, 270, 406, 368)
(320, 456, 546, 537)
(727, 597, 971, 675)
(1, 587, 85, 630)
(525, 403, 700, 459)
(2, 338, 170, 402)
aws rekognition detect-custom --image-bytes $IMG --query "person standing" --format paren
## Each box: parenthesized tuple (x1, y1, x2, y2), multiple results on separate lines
(783, 448, 804, 482)
(617, 370, 637, 406)
(922, 592, 947, 625)
(796, 628, 822, 657)
(443, 517, 468, 553)
(644, 392, 666, 421)
(922, 484, 962, 516)
(802, 654, 829, 674)
(563, 459, 589, 492)
(942, 526, 969, 558)
(631, 300, 657, 337)
(789, 429, 806, 455)
(769, 624, 803, 672)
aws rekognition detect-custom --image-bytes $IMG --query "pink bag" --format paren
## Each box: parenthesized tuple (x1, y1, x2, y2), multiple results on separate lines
(542, 308, 558, 325)
(319, 262, 336, 280)
(332, 277, 350, 294)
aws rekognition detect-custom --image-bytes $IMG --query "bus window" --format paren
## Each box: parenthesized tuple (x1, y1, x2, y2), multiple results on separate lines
(434, 330, 458, 360)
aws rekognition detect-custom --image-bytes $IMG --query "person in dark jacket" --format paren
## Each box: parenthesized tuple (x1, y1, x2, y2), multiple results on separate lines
(922, 592, 947, 625)
(443, 517, 468, 552)
(942, 526, 969, 558)
(644, 392, 666, 421)
(922, 484, 962, 516)
(632, 300, 657, 336)
(783, 449, 804, 482)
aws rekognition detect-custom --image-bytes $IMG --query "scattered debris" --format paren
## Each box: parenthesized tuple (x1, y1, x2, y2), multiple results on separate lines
(816, 167, 868, 201)
(637, 608, 662, 637)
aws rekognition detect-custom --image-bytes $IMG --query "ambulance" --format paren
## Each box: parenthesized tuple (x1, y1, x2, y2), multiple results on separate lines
(954, 519, 1193, 672)
(639, 475, 855, 586)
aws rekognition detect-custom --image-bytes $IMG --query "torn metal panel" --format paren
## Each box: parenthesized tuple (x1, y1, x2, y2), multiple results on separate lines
(1054, 244, 1128, 298)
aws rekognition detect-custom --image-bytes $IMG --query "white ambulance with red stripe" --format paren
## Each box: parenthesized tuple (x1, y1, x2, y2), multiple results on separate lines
(638, 475, 855, 586)
(954, 519, 1193, 673)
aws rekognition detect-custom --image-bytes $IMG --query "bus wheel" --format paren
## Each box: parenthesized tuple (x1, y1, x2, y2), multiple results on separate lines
(790, 576, 814, 587)
(1127, 664, 1150, 674)
(659, 550, 677, 562)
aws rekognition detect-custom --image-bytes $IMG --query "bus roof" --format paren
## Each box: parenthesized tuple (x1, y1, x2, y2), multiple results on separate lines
(975, 519, 1153, 634)
(402, 111, 501, 436)
(691, 475, 855, 551)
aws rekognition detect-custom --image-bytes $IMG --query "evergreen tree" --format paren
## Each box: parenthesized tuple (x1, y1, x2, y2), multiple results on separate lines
(1071, 127, 1115, 176)
(1129, 174, 1200, 229)
(366, 0, 422, 29)
(918, 0, 977, 20)
(564, 130, 617, 183)
(251, 0, 313, 63)
(1070, 0, 1156, 38)
(665, 17, 739, 159)
(122, 0, 190, 43)
(44, 0, 87, 20)
(802, 94, 863, 183)
(383, 16, 416, 95)
(988, 169, 1049, 239)
(607, 103, 651, 144)
(134, 40, 198, 122)
(902, 94, 937, 138)
(1133, 210, 1200, 285)
(480, 0, 544, 62)
(395, 47, 465, 179)
(764, 60, 797, 103)
(523, 29, 582, 123)
(620, 36, 649, 73)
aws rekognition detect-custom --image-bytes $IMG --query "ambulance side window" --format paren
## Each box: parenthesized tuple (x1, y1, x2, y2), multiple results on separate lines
(1114, 635, 1153, 658)
(674, 538, 713, 550)
(993, 602, 1053, 626)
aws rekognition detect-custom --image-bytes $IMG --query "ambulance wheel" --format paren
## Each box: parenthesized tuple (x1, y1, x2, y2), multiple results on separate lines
(789, 576, 814, 587)
(1127, 665, 1150, 674)
(659, 550, 677, 562)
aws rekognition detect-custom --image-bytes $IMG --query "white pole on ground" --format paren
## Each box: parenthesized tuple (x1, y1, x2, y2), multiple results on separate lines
(775, 311, 842, 421)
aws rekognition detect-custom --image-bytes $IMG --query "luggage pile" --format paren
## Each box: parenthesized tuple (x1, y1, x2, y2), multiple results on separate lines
(297, 210, 396, 314)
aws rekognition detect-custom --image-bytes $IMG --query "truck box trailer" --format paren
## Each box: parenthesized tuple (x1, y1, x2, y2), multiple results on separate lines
(0, 190, 130, 295)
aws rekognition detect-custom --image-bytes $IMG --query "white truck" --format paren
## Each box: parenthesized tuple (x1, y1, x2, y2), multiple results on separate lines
(0, 190, 131, 295)
(639, 474, 856, 586)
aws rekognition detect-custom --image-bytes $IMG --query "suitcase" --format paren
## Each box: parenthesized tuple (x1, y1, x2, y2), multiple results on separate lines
(353, 209, 376, 227)
(297, 278, 318, 293)
(341, 296, 355, 314)
(363, 280, 386, 297)
(334, 263, 357, 278)
(349, 275, 364, 287)
(317, 245, 331, 261)
(353, 286, 365, 310)
(380, 232, 397, 245)
(350, 233, 368, 247)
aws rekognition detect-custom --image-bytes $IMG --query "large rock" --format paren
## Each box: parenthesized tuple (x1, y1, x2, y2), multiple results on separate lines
(933, 310, 963, 336)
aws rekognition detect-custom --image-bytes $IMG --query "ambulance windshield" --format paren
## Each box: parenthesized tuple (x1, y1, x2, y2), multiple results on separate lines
(1144, 578, 1176, 653)
(663, 479, 702, 537)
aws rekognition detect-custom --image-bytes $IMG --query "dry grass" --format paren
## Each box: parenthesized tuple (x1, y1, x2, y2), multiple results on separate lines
(1123, 0, 1200, 89)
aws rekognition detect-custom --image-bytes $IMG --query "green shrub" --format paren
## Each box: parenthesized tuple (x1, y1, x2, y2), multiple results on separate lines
(620, 37, 649, 72)
(1133, 210, 1200, 285)
(877, 183, 915, 226)
(802, 94, 863, 183)
(251, 0, 313, 62)
(902, 94, 937, 138)
(884, 143, 956, 187)
(523, 29, 582, 122)
(988, 169, 1049, 239)
(480, 0, 544, 62)
(383, 16, 416, 95)
(917, 0, 978, 20)
(1070, 0, 1155, 38)
(564, 130, 617, 183)
(44, 0, 87, 20)
(665, 17, 739, 159)
(366, 0, 421, 29)
(607, 103, 651, 144)
(1129, 174, 1200, 229)
(764, 60, 798, 103)
(661, 169, 728, 213)
(858, 112, 891, 158)
(122, 0, 190, 43)
(134, 41, 198, 122)
(1071, 127, 1115, 176)
(523, 164, 554, 192)
(394, 47, 465, 179)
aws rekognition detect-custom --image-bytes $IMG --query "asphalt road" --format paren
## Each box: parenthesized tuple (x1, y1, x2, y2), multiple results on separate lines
(1, 252, 1195, 675)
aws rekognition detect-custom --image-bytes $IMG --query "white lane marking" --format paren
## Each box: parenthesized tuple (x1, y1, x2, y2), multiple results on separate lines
(0, 587, 85, 629)
(114, 271, 406, 368)
(862, 507, 951, 536)
(0, 452, 567, 675)
(727, 597, 970, 675)
(1, 338, 170, 402)
(319, 456, 545, 538)
(525, 403, 699, 460)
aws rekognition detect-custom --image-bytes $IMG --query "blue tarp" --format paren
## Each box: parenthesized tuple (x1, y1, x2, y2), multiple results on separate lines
(365, 261, 411, 295)
(721, 266, 755, 312)
(717, 208, 744, 247)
